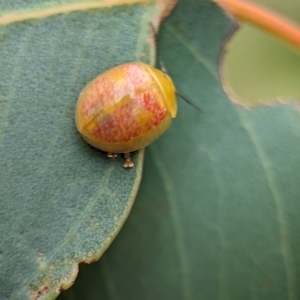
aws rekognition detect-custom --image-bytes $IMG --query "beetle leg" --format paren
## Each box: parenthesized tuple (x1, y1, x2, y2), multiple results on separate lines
(123, 152, 134, 168)
(107, 152, 117, 158)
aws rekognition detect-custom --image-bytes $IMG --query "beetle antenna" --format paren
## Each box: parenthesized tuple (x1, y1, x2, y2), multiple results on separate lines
(176, 92, 202, 112)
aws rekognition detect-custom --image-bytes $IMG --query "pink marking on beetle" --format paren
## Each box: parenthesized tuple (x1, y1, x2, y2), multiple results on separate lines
(142, 91, 151, 107)
(91, 100, 143, 142)
(140, 90, 167, 126)
(126, 64, 150, 91)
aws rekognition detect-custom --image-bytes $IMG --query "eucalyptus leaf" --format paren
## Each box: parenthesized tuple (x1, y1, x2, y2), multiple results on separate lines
(60, 0, 300, 299)
(0, 1, 166, 299)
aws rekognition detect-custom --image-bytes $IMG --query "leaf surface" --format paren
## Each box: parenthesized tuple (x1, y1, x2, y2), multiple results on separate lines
(59, 0, 300, 299)
(0, 1, 170, 299)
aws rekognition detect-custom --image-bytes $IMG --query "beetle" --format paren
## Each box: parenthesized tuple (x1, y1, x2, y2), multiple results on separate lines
(75, 62, 177, 168)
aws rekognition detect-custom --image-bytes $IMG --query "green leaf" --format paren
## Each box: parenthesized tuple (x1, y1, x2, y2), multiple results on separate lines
(0, 1, 166, 299)
(59, 0, 300, 300)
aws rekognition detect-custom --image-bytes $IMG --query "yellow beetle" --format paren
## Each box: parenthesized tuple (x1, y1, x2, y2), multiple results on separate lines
(75, 62, 177, 168)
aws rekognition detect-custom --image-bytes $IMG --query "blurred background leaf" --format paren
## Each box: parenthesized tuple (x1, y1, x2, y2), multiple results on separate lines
(223, 0, 300, 107)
